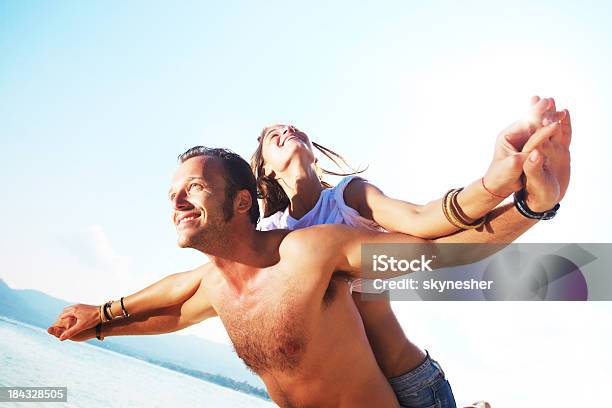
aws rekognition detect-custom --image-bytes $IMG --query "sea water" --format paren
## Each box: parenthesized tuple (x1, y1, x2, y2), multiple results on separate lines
(0, 317, 276, 407)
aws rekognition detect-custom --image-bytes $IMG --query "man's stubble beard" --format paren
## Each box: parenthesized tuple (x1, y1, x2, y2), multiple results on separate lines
(185, 201, 235, 252)
(192, 216, 231, 251)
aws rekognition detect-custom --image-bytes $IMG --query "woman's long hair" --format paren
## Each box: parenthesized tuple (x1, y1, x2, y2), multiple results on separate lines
(250, 125, 366, 218)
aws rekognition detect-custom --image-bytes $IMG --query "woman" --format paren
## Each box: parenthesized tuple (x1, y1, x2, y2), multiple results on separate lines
(51, 97, 565, 407)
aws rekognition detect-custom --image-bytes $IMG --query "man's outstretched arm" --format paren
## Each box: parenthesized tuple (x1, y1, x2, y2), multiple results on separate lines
(319, 204, 538, 280)
(49, 272, 216, 341)
(120, 267, 205, 316)
(50, 265, 206, 341)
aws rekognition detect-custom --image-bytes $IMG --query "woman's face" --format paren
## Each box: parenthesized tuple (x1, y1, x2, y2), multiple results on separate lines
(260, 124, 315, 176)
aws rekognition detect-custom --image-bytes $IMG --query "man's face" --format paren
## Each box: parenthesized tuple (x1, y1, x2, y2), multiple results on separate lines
(168, 156, 231, 249)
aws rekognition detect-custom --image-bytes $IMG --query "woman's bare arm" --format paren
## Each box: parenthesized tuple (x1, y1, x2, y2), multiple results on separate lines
(344, 99, 565, 239)
(344, 177, 503, 239)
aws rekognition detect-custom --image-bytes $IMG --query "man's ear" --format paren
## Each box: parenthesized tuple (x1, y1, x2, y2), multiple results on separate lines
(235, 190, 253, 215)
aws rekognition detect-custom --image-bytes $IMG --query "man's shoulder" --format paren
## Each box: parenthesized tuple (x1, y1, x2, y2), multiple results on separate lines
(281, 224, 356, 251)
(274, 226, 354, 278)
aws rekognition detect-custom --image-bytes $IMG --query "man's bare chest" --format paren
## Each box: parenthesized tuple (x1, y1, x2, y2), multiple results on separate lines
(209, 269, 347, 374)
(216, 282, 309, 373)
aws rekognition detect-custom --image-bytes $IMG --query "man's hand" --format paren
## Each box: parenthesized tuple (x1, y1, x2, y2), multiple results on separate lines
(483, 96, 567, 197)
(49, 303, 100, 341)
(47, 315, 95, 342)
(522, 108, 572, 212)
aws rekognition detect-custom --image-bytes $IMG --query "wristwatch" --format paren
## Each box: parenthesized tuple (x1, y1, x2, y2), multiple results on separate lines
(513, 189, 560, 220)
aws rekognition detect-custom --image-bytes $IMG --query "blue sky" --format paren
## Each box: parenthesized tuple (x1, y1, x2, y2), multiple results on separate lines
(1, 2, 611, 406)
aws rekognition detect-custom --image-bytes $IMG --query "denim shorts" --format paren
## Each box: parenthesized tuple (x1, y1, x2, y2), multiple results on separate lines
(388, 351, 457, 408)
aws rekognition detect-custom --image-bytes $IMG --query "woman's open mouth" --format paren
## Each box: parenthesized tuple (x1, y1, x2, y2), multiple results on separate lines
(282, 135, 302, 146)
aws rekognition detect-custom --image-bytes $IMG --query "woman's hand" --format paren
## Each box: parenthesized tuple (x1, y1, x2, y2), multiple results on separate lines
(483, 96, 567, 197)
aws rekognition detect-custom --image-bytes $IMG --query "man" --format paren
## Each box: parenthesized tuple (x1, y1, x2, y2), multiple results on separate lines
(49, 112, 571, 407)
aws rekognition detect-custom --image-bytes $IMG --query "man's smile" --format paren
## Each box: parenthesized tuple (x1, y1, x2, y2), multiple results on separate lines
(176, 212, 201, 226)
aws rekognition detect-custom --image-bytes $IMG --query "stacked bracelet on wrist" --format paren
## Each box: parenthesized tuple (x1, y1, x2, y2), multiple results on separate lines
(513, 189, 560, 220)
(98, 298, 130, 324)
(442, 188, 488, 230)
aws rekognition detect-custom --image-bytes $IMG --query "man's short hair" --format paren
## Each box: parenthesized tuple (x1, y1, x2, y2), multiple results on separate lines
(178, 146, 260, 225)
